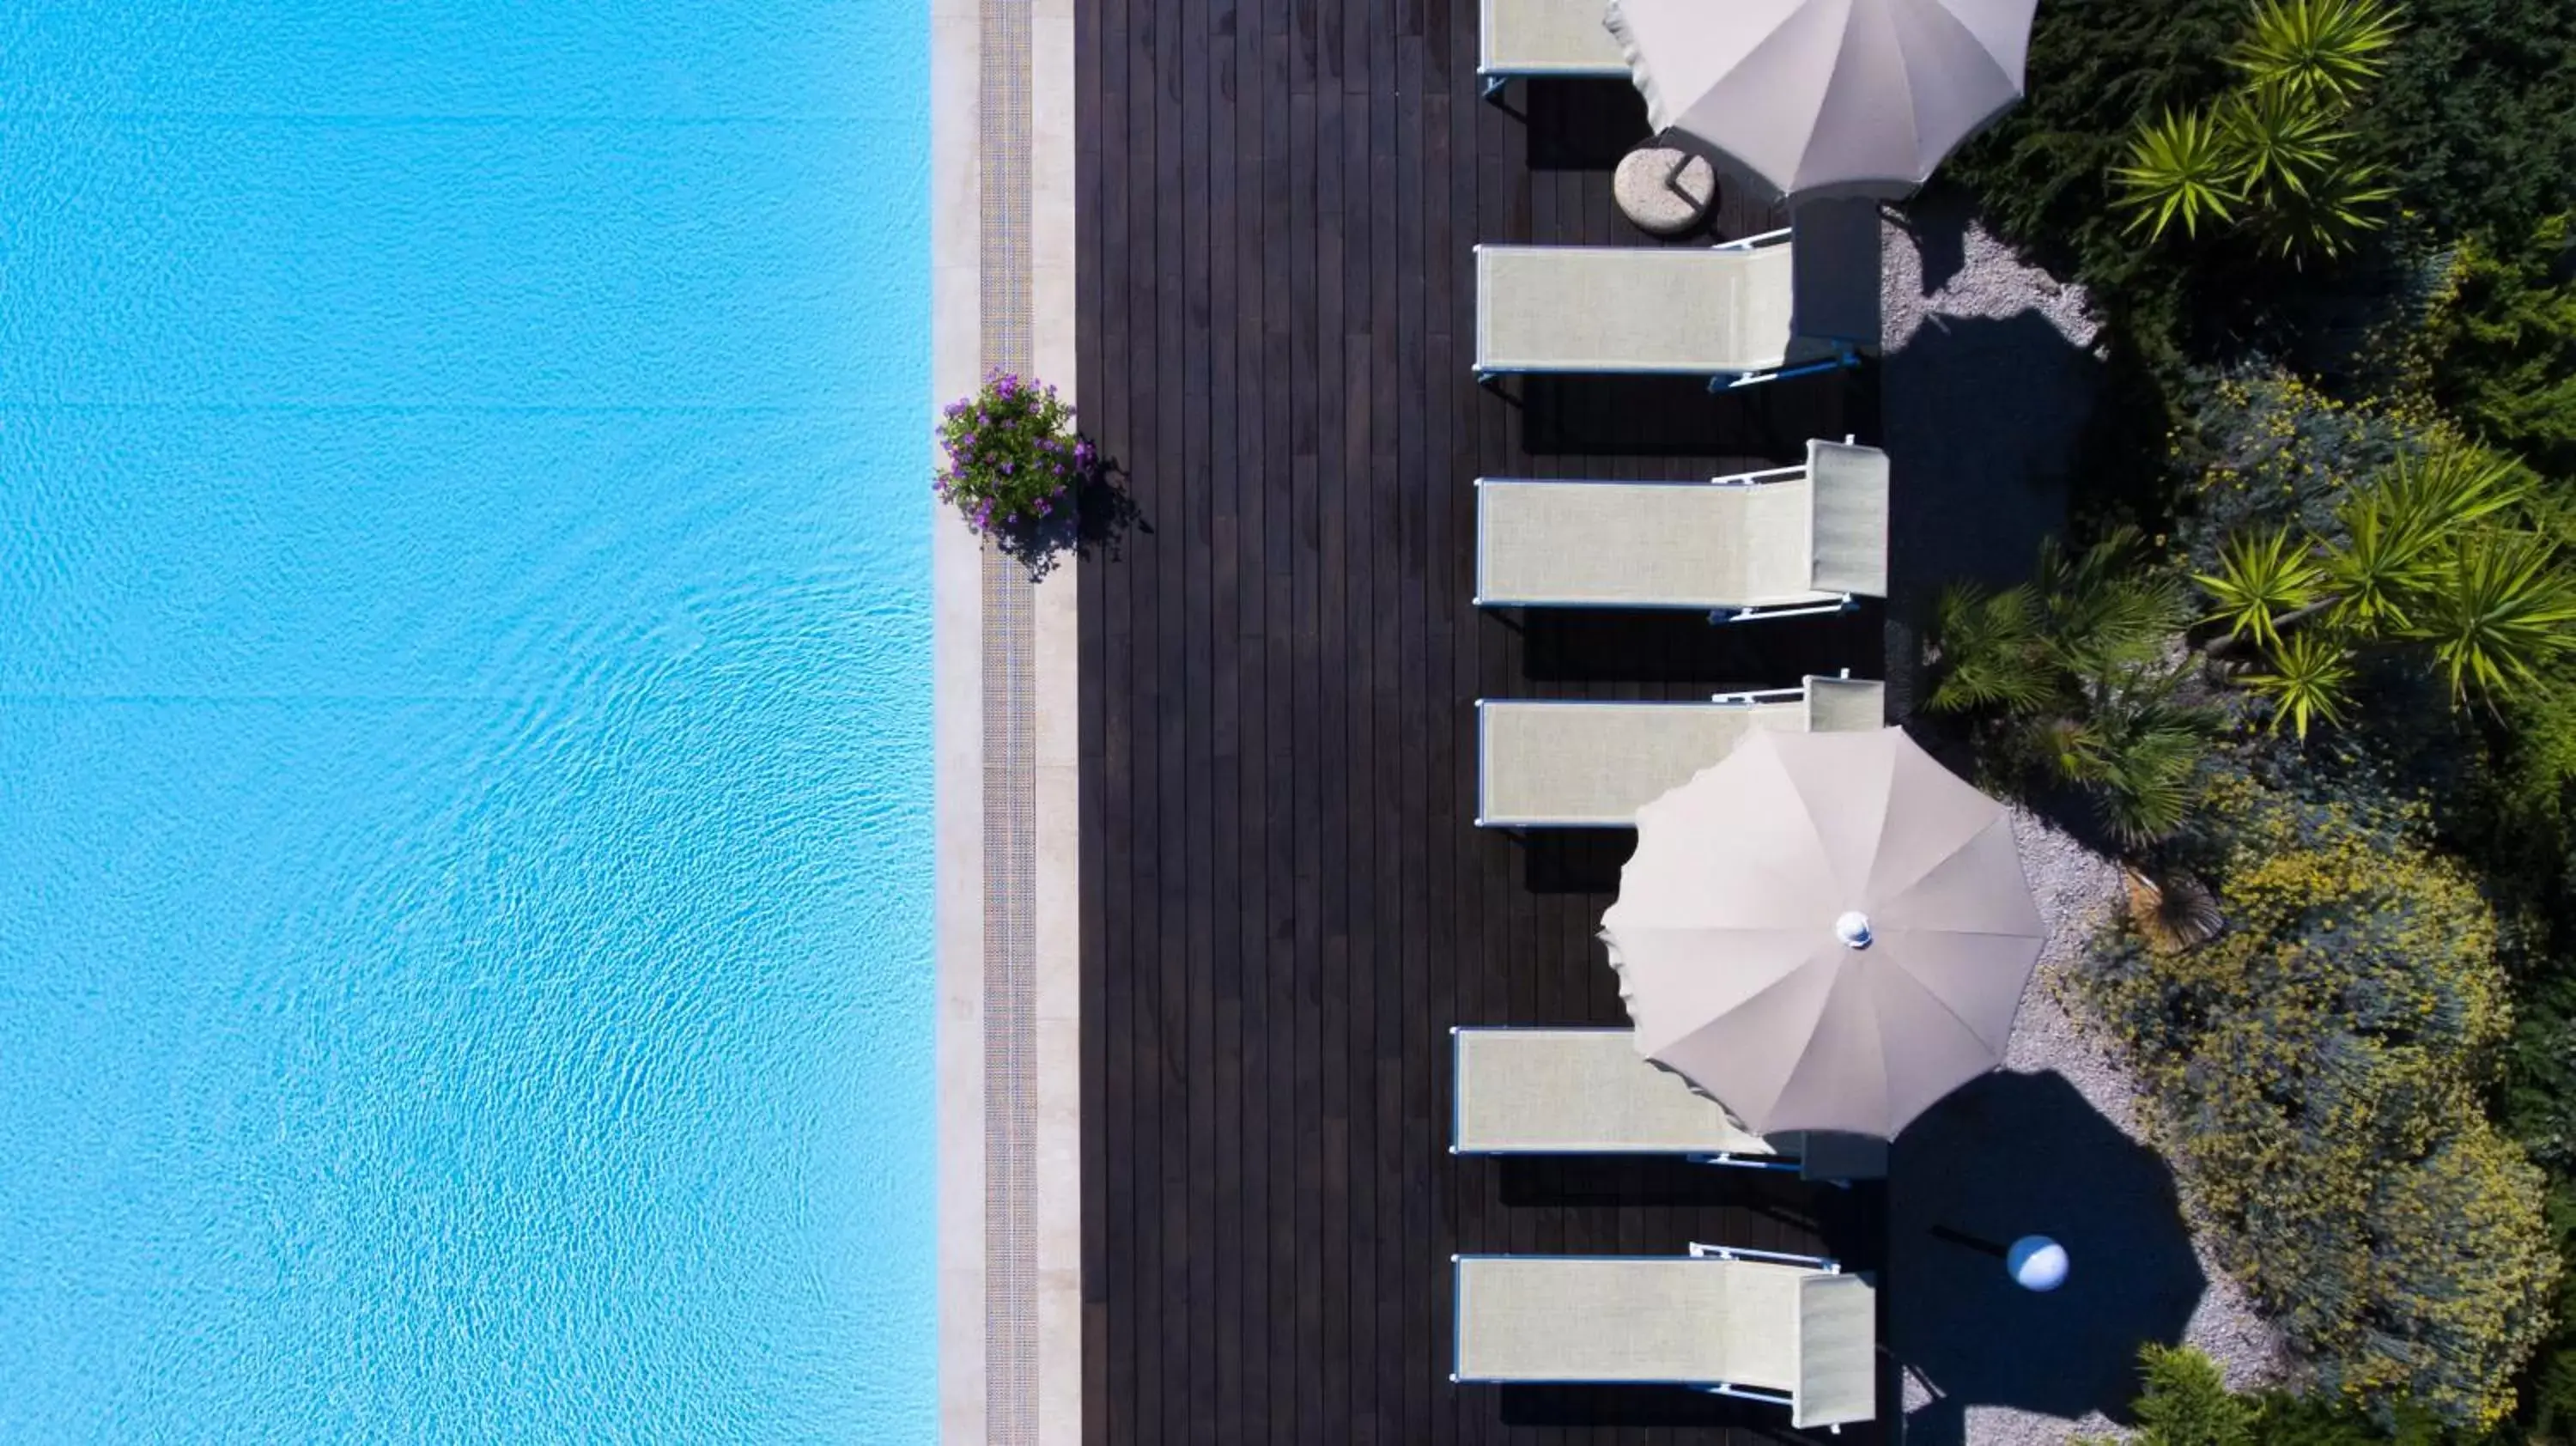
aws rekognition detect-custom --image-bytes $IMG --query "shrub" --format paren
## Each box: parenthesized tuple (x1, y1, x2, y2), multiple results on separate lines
(2083, 763, 2553, 1423)
(934, 372, 1088, 540)
(2356, 0, 2576, 241)
(2135, 1343, 2255, 1446)
(2421, 215, 2576, 476)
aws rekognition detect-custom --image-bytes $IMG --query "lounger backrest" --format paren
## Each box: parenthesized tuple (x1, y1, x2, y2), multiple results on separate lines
(1793, 1273, 1880, 1428)
(1479, 0, 1627, 75)
(1802, 676, 1886, 733)
(1806, 440, 1890, 598)
(1451, 1027, 1776, 1155)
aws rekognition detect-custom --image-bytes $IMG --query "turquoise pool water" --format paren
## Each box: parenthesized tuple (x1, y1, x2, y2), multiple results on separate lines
(0, 5, 933, 1439)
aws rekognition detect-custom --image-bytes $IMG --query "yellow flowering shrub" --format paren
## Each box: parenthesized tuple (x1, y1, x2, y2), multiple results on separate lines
(2087, 769, 2551, 1424)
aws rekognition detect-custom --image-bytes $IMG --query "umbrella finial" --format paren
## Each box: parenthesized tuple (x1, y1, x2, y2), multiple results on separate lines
(1835, 911, 1874, 949)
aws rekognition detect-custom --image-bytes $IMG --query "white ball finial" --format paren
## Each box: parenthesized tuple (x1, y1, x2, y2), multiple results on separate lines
(1835, 911, 1874, 949)
(2008, 1236, 2069, 1291)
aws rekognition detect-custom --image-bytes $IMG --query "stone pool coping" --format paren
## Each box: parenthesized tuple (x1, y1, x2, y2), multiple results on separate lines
(933, 0, 1080, 1437)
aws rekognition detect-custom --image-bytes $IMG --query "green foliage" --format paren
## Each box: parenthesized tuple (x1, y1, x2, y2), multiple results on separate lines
(2241, 629, 2354, 738)
(2199, 524, 2325, 645)
(2229, 0, 2403, 102)
(2117, 108, 2248, 243)
(2407, 528, 2576, 702)
(2135, 1344, 2254, 1446)
(2190, 406, 2564, 725)
(1924, 532, 2218, 846)
(2219, 82, 2348, 196)
(2248, 152, 2398, 262)
(934, 372, 1086, 538)
(1927, 582, 2055, 714)
(2084, 762, 2554, 1423)
(2356, 0, 2576, 240)
(2422, 216, 2576, 475)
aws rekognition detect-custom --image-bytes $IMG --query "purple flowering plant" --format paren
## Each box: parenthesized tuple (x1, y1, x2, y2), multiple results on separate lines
(936, 371, 1090, 539)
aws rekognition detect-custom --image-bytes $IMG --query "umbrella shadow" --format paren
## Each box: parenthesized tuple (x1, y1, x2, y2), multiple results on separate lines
(1888, 1070, 2204, 1426)
(1525, 80, 1651, 172)
(1516, 603, 1886, 684)
(1517, 366, 1867, 457)
(1500, 1382, 1836, 1436)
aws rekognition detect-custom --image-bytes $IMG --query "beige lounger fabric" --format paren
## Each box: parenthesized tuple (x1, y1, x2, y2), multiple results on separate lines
(1477, 477, 1819, 609)
(1451, 1028, 1774, 1155)
(1479, 0, 1626, 76)
(1476, 439, 1888, 609)
(1478, 697, 1808, 828)
(1475, 244, 1804, 375)
(1478, 679, 1886, 827)
(1453, 1255, 1877, 1426)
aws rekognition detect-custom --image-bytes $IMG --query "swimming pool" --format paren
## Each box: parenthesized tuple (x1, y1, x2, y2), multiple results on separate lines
(0, 4, 933, 1438)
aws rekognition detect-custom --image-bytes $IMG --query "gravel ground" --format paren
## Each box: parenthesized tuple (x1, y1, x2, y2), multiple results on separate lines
(1878, 204, 2289, 1443)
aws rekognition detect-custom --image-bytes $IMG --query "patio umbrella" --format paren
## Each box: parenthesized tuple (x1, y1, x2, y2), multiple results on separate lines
(1600, 726, 2042, 1139)
(1602, 0, 2038, 202)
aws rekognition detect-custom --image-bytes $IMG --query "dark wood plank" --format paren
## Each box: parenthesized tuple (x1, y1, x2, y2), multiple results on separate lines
(1075, 0, 1892, 1436)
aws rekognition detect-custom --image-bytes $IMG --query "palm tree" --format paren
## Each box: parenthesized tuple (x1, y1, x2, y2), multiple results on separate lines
(2324, 447, 2526, 629)
(2406, 531, 2576, 702)
(2047, 665, 2215, 848)
(2245, 155, 2397, 262)
(2198, 526, 2324, 648)
(1925, 581, 2056, 714)
(2219, 83, 2345, 199)
(2112, 108, 2245, 243)
(2228, 0, 2403, 105)
(1927, 532, 2215, 847)
(2239, 630, 2354, 739)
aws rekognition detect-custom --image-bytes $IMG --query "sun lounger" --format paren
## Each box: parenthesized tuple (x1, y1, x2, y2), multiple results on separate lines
(1450, 1027, 1887, 1179)
(1475, 439, 1889, 619)
(1473, 201, 1882, 388)
(1478, 0, 1628, 97)
(1474, 675, 1884, 828)
(1452, 1247, 1878, 1428)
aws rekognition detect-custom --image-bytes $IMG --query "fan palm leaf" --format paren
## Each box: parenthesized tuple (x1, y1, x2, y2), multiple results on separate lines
(1925, 581, 2055, 714)
(2196, 526, 2324, 647)
(2240, 631, 2355, 739)
(2229, 0, 2403, 104)
(2112, 108, 2245, 244)
(2040, 529, 2191, 672)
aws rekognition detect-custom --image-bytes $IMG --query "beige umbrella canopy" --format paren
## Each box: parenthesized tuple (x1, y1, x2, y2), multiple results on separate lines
(1603, 0, 2038, 202)
(1601, 726, 2043, 1139)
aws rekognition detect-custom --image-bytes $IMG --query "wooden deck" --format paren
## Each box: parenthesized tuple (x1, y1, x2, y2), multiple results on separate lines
(1072, 0, 1892, 1437)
